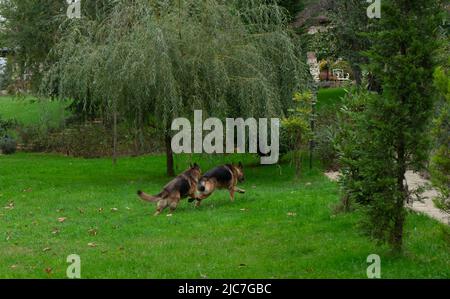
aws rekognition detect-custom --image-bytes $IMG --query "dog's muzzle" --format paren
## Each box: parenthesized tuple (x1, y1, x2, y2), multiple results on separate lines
(197, 182, 206, 192)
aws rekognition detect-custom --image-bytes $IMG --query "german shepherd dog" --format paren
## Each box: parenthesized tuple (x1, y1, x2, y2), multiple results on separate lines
(137, 163, 201, 216)
(190, 163, 246, 207)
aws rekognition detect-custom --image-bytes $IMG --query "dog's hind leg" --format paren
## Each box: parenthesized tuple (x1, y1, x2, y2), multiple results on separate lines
(154, 200, 168, 216)
(168, 204, 177, 216)
(167, 194, 181, 216)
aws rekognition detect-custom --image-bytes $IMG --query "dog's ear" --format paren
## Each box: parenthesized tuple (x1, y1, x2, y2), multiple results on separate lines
(238, 162, 243, 169)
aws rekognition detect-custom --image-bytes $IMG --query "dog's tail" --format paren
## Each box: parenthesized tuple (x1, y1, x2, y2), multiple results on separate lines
(137, 190, 160, 203)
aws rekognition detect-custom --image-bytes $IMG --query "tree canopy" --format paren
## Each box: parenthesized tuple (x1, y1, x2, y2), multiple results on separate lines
(0, 0, 117, 91)
(42, 0, 311, 175)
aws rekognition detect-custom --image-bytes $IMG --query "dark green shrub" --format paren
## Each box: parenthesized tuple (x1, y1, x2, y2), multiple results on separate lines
(0, 135, 17, 154)
(315, 101, 342, 171)
(335, 88, 373, 207)
(315, 123, 339, 171)
(0, 116, 17, 135)
(16, 122, 164, 158)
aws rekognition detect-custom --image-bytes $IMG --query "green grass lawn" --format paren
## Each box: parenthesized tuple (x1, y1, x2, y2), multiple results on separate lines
(0, 153, 449, 278)
(0, 96, 70, 127)
(0, 89, 341, 129)
(317, 87, 348, 111)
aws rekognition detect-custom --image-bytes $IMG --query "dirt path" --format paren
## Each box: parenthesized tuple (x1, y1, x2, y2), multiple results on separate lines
(325, 171, 450, 225)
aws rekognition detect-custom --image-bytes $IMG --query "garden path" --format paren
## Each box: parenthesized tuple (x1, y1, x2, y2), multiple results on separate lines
(325, 171, 450, 225)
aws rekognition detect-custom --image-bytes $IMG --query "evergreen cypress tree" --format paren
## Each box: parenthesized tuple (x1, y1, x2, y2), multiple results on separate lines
(338, 0, 443, 251)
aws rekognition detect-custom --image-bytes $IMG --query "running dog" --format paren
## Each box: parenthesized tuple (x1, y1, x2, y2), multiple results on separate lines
(137, 163, 201, 216)
(190, 163, 246, 207)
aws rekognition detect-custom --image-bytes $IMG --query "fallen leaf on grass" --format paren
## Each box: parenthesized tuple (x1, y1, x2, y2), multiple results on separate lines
(111, 208, 118, 212)
(287, 212, 297, 217)
(240, 208, 248, 212)
(4, 202, 14, 210)
(98, 208, 104, 213)
(52, 228, 60, 235)
(88, 228, 98, 236)
(88, 242, 97, 248)
(42, 247, 51, 252)
(45, 268, 52, 274)
(23, 188, 32, 193)
(57, 217, 66, 223)
(10, 265, 18, 270)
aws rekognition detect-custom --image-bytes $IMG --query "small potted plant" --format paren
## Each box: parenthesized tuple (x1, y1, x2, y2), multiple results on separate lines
(319, 59, 330, 81)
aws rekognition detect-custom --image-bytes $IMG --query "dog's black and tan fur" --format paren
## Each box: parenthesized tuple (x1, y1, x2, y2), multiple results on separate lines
(137, 163, 201, 216)
(191, 163, 246, 207)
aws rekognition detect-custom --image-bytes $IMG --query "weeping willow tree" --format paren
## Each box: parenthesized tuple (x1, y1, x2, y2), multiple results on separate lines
(42, 0, 310, 175)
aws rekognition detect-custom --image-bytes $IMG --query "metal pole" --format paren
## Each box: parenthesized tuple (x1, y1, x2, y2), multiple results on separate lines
(309, 86, 318, 170)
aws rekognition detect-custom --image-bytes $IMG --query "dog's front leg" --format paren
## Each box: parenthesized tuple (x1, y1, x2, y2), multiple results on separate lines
(229, 188, 235, 202)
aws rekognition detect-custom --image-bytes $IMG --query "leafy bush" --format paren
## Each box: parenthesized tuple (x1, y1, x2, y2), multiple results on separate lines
(430, 66, 450, 213)
(0, 115, 17, 135)
(0, 135, 17, 154)
(315, 121, 339, 171)
(16, 122, 164, 158)
(277, 0, 304, 20)
(335, 88, 373, 208)
(319, 59, 329, 71)
(0, 115, 17, 154)
(281, 91, 313, 177)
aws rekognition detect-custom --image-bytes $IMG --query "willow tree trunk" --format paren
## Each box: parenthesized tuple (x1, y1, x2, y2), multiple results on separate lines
(112, 108, 118, 165)
(165, 133, 175, 177)
(392, 135, 406, 252)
